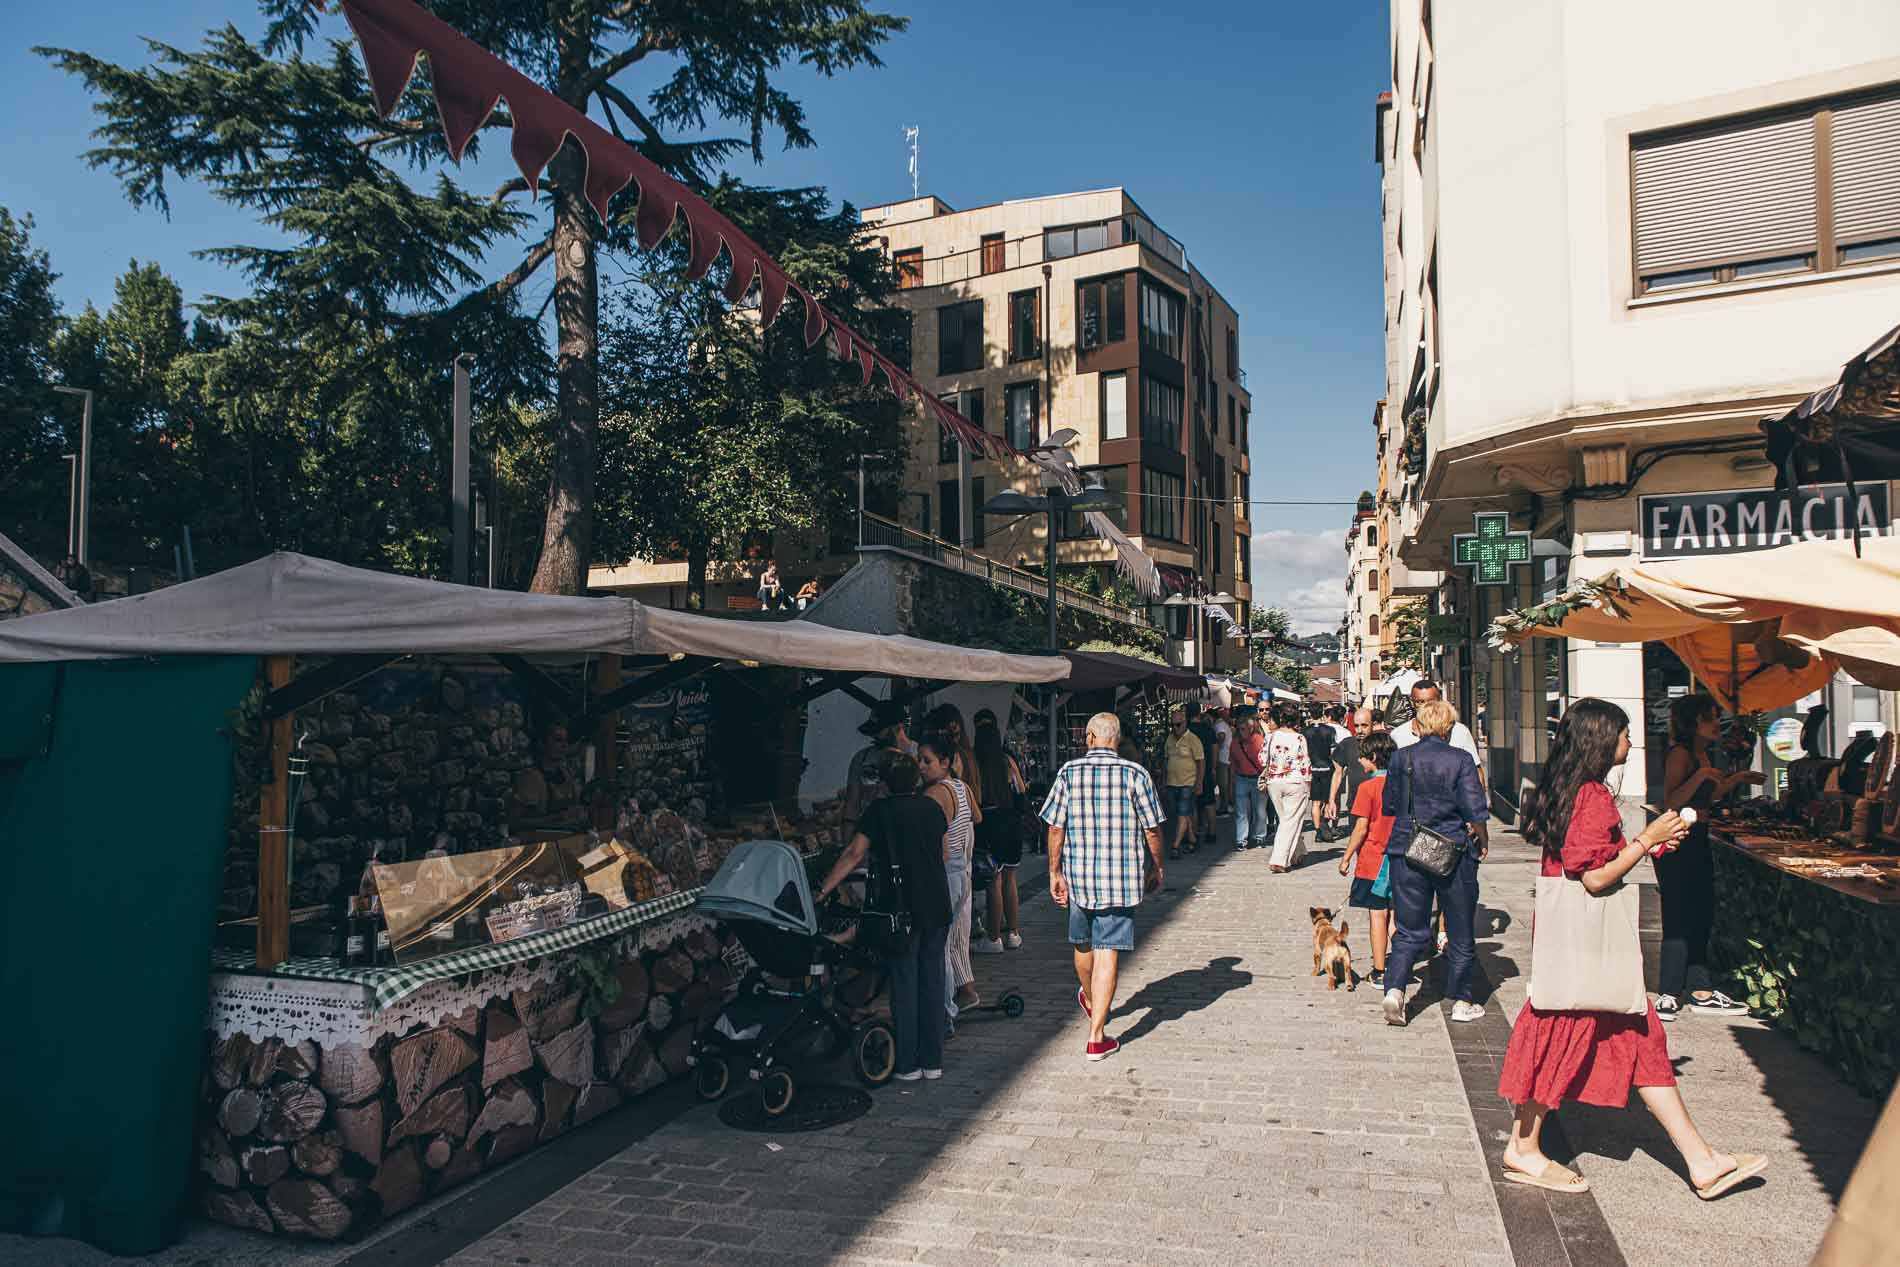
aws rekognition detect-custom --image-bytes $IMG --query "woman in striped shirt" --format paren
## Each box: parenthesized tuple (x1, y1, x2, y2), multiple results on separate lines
(920, 735, 983, 1034)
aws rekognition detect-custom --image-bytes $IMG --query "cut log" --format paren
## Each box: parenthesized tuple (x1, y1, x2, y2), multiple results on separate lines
(596, 1022, 647, 1081)
(333, 1099, 384, 1167)
(197, 1127, 239, 1189)
(572, 1081, 623, 1128)
(512, 982, 582, 1043)
(481, 1004, 532, 1089)
(435, 1143, 483, 1188)
(646, 994, 674, 1033)
(447, 1005, 480, 1037)
(389, 1085, 472, 1145)
(389, 1026, 476, 1115)
(260, 1082, 329, 1142)
(330, 1174, 366, 1205)
(317, 1042, 384, 1105)
(469, 1078, 538, 1145)
(534, 1020, 595, 1089)
(292, 1130, 342, 1177)
(595, 959, 651, 1030)
(616, 1039, 667, 1099)
(371, 1143, 426, 1217)
(679, 981, 718, 1021)
(246, 1037, 285, 1087)
(267, 1177, 354, 1241)
(657, 1025, 695, 1077)
(423, 1136, 453, 1170)
(684, 927, 720, 963)
(210, 1034, 254, 1091)
(651, 947, 695, 994)
(538, 1079, 578, 1144)
(203, 1189, 273, 1233)
(486, 1123, 536, 1167)
(218, 1087, 263, 1139)
(241, 1143, 291, 1187)
(275, 1039, 321, 1081)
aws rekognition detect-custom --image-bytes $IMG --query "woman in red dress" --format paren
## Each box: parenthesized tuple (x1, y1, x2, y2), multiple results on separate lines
(1498, 697, 1765, 1199)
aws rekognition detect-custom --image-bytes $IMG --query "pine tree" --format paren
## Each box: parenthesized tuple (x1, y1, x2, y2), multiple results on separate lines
(0, 210, 67, 560)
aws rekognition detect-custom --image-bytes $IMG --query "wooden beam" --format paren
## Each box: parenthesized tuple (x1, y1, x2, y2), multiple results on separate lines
(592, 654, 621, 783)
(258, 655, 294, 969)
(262, 653, 405, 720)
(839, 682, 883, 710)
(789, 670, 867, 705)
(576, 656, 719, 728)
(491, 653, 579, 718)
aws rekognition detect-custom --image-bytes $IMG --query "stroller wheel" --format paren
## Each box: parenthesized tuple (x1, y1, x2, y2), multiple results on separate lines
(693, 1057, 730, 1102)
(852, 1020, 897, 1086)
(760, 1068, 796, 1117)
(1001, 992, 1026, 1019)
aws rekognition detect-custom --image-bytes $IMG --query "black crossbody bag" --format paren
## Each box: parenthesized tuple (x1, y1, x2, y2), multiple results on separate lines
(1401, 753, 1467, 879)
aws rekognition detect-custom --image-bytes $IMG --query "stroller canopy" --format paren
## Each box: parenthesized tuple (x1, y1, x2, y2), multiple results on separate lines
(696, 839, 817, 936)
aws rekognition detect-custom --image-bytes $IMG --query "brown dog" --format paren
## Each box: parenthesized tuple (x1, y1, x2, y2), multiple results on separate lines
(1310, 906, 1354, 991)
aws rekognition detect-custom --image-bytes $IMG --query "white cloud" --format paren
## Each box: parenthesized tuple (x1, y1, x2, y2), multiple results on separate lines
(1249, 529, 1347, 634)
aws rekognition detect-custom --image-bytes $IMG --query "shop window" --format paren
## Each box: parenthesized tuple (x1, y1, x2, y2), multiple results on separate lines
(1008, 289, 1041, 361)
(980, 233, 1004, 275)
(894, 247, 922, 289)
(937, 299, 984, 374)
(1101, 370, 1128, 441)
(1004, 381, 1038, 451)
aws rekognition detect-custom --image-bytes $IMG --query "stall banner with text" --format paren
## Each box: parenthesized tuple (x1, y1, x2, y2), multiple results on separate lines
(1640, 484, 1891, 560)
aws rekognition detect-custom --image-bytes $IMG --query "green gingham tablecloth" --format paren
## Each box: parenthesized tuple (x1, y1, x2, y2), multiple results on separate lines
(208, 887, 705, 1011)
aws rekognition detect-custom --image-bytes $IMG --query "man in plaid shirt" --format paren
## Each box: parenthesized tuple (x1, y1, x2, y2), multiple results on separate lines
(1040, 712, 1166, 1061)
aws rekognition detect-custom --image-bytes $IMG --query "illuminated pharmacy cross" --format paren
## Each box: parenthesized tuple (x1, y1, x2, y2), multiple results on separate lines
(1452, 512, 1532, 587)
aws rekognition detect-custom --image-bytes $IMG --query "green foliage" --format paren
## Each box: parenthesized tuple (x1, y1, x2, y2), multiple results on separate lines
(908, 563, 1163, 658)
(0, 210, 67, 556)
(1076, 640, 1164, 664)
(1246, 605, 1311, 692)
(1710, 845, 1899, 1098)
(571, 944, 622, 1019)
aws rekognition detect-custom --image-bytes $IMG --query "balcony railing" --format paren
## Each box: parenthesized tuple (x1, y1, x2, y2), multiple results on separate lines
(858, 511, 1158, 631)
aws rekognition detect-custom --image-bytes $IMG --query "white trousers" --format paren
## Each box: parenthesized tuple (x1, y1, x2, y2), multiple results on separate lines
(1266, 779, 1311, 869)
(944, 853, 973, 1016)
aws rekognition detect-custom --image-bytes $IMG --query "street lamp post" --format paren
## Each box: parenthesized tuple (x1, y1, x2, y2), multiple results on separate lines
(982, 481, 1121, 775)
(53, 386, 93, 566)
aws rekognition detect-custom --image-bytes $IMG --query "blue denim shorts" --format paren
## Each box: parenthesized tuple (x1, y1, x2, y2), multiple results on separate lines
(1166, 785, 1196, 818)
(1068, 904, 1136, 951)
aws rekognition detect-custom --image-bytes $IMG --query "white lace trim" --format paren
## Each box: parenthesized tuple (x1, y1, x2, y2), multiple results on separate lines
(205, 912, 716, 1047)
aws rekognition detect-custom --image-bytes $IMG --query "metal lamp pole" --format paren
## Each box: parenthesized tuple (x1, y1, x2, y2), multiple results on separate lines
(53, 386, 93, 566)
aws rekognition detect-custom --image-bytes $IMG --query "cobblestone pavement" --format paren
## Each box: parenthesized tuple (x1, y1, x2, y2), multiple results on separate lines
(446, 832, 1516, 1267)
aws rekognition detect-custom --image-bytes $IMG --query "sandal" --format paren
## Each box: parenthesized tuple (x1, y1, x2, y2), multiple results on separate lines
(1502, 1160, 1590, 1194)
(1694, 1154, 1766, 1200)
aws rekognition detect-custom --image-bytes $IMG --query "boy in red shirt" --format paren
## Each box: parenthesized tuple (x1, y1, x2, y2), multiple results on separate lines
(1337, 733, 1397, 985)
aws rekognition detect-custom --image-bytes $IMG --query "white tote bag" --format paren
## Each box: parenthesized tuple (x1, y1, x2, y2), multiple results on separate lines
(1529, 875, 1647, 1014)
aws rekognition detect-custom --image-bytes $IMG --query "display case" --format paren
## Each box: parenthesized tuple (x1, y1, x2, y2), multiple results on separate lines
(366, 838, 580, 964)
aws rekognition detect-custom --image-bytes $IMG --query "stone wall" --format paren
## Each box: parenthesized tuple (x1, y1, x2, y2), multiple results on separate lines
(0, 530, 78, 620)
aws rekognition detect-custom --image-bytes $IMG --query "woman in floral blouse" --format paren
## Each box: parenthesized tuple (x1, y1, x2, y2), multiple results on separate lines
(1260, 704, 1312, 872)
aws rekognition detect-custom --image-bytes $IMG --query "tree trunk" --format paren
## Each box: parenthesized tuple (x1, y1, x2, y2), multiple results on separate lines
(528, 23, 602, 597)
(686, 538, 708, 611)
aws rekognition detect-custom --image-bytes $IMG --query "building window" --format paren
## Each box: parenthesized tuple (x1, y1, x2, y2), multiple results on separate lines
(937, 479, 959, 544)
(1240, 406, 1249, 451)
(1077, 275, 1127, 349)
(937, 299, 983, 374)
(937, 389, 983, 463)
(1140, 279, 1184, 360)
(894, 247, 922, 289)
(1212, 529, 1221, 576)
(970, 477, 985, 545)
(1237, 532, 1250, 582)
(1008, 289, 1041, 361)
(1044, 217, 1129, 261)
(1366, 570, 1376, 592)
(1061, 465, 1129, 538)
(1369, 660, 1381, 680)
(1225, 327, 1238, 380)
(1367, 525, 1377, 546)
(1142, 468, 1184, 541)
(1632, 84, 1900, 294)
(1227, 395, 1236, 443)
(1214, 457, 1226, 510)
(1368, 614, 1380, 636)
(1100, 371, 1128, 441)
(1141, 376, 1183, 449)
(980, 233, 1004, 275)
(1004, 381, 1038, 451)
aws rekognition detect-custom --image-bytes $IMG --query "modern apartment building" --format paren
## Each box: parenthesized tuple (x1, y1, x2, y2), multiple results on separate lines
(861, 189, 1254, 668)
(1342, 498, 1381, 699)
(1382, 0, 1900, 810)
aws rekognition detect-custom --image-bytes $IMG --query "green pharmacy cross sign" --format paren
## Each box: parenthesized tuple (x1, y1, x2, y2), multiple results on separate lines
(1452, 512, 1532, 587)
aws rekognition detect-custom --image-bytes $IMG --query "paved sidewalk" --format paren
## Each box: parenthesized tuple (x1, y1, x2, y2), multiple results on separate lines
(446, 834, 1515, 1267)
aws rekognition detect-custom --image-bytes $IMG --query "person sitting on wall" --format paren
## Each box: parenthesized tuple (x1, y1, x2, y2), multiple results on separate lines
(757, 560, 785, 609)
(795, 577, 823, 610)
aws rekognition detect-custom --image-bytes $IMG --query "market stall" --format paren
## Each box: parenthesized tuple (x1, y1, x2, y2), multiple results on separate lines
(0, 553, 1067, 1251)
(1491, 533, 1900, 1096)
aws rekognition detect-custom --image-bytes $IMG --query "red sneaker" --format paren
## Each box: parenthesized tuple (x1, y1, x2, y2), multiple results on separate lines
(1085, 1037, 1120, 1062)
(1077, 986, 1091, 1018)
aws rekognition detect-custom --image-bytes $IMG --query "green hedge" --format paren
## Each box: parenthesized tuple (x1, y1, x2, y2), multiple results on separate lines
(1710, 843, 1900, 1099)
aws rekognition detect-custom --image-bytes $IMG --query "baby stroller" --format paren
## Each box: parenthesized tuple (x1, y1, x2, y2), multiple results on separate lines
(689, 840, 899, 1116)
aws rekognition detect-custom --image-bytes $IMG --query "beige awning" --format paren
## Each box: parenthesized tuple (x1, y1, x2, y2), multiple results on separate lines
(1491, 535, 1900, 711)
(0, 552, 1069, 684)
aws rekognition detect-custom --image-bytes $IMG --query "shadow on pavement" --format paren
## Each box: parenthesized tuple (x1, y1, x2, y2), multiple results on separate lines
(1108, 955, 1254, 1046)
(1728, 1023, 1877, 1203)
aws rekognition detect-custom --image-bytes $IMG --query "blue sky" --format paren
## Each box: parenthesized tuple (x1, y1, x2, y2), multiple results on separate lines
(2, 1, 1389, 630)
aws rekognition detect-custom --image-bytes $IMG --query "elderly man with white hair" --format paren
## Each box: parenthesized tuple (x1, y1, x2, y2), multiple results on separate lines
(1040, 712, 1166, 1063)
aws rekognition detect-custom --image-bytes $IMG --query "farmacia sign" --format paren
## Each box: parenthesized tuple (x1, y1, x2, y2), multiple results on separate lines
(1640, 484, 1890, 559)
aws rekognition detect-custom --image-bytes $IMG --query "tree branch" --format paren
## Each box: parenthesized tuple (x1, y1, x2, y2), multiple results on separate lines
(593, 80, 672, 152)
(570, 35, 663, 103)
(491, 176, 530, 206)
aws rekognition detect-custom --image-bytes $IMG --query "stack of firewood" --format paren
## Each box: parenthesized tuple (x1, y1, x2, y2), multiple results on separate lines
(197, 926, 738, 1240)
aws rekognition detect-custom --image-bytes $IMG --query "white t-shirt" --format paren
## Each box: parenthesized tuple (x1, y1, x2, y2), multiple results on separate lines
(1327, 723, 1349, 746)
(1392, 719, 1482, 769)
(1213, 720, 1233, 765)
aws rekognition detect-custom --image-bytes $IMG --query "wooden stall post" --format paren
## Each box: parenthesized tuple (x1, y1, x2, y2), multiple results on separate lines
(258, 654, 294, 968)
(593, 653, 622, 782)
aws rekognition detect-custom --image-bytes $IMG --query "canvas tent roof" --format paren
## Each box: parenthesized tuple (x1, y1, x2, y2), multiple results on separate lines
(1058, 650, 1203, 695)
(0, 552, 1070, 684)
(1491, 534, 1900, 711)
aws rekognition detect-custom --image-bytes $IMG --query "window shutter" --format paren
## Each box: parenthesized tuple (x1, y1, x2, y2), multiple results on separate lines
(1830, 91, 1900, 246)
(1632, 113, 1816, 274)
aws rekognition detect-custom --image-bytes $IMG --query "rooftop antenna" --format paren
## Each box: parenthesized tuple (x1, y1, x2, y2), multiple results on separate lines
(904, 125, 919, 199)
